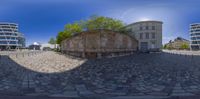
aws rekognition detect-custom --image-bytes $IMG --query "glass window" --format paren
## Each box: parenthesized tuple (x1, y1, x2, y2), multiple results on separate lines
(140, 33, 143, 39)
(146, 32, 149, 39)
(152, 32, 155, 39)
(152, 26, 155, 30)
(146, 26, 149, 30)
(140, 27, 143, 30)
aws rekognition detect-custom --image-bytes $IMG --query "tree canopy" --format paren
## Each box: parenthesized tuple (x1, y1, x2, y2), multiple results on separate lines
(56, 15, 126, 44)
(56, 31, 72, 44)
(180, 43, 189, 49)
(84, 16, 124, 31)
(48, 37, 56, 44)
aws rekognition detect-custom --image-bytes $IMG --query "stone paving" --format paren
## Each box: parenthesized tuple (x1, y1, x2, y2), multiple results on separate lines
(0, 50, 199, 99)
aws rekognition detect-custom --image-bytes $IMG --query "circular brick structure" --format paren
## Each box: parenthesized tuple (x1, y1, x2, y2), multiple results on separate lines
(61, 30, 138, 58)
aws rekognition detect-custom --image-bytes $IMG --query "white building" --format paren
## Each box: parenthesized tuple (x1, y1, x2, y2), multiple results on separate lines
(0, 22, 25, 50)
(125, 21, 163, 52)
(40, 43, 59, 51)
(190, 23, 200, 50)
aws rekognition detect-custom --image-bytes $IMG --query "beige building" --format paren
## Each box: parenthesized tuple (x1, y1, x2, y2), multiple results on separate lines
(125, 21, 163, 52)
(165, 37, 189, 50)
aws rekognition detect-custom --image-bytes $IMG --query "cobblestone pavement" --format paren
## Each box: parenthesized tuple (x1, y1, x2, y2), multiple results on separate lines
(0, 51, 200, 99)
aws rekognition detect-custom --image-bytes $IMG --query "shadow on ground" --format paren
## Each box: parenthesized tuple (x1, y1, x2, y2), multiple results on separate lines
(0, 51, 200, 99)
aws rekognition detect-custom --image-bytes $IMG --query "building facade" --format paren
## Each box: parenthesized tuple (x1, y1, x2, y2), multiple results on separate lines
(126, 21, 163, 52)
(165, 37, 190, 50)
(0, 22, 25, 50)
(190, 23, 200, 50)
(29, 42, 41, 50)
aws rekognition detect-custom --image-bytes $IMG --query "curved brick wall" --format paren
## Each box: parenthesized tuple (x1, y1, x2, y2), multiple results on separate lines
(61, 30, 138, 58)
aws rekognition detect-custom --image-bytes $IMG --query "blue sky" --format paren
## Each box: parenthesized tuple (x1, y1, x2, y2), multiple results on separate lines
(1, 0, 200, 46)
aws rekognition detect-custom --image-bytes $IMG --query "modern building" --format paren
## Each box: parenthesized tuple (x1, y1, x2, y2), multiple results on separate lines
(125, 21, 163, 52)
(164, 37, 189, 50)
(190, 23, 200, 50)
(0, 22, 25, 50)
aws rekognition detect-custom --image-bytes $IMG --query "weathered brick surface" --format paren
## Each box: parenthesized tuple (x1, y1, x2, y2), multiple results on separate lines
(61, 30, 138, 58)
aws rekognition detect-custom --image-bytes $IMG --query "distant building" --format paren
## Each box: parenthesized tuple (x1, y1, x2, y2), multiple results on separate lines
(125, 21, 163, 52)
(29, 42, 41, 50)
(165, 37, 189, 50)
(40, 43, 59, 51)
(0, 22, 25, 50)
(190, 23, 200, 50)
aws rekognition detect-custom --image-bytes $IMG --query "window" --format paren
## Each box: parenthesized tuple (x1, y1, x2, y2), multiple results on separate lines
(152, 26, 155, 30)
(146, 26, 149, 30)
(152, 32, 155, 39)
(146, 32, 149, 39)
(140, 33, 143, 39)
(140, 26, 143, 30)
(151, 41, 156, 48)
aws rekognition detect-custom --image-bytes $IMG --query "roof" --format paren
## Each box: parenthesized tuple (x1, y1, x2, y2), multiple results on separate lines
(174, 37, 189, 42)
(190, 23, 200, 26)
(33, 42, 40, 45)
(0, 22, 18, 25)
(125, 20, 163, 28)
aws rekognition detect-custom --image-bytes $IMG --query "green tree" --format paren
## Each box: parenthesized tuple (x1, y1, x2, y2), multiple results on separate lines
(56, 15, 127, 44)
(163, 44, 167, 49)
(65, 23, 83, 34)
(48, 37, 56, 44)
(56, 31, 72, 44)
(85, 16, 125, 31)
(180, 43, 189, 49)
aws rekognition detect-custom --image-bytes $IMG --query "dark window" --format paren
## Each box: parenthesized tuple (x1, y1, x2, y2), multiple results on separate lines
(152, 26, 155, 30)
(140, 33, 143, 39)
(146, 26, 149, 30)
(152, 32, 155, 39)
(146, 32, 149, 39)
(140, 27, 143, 30)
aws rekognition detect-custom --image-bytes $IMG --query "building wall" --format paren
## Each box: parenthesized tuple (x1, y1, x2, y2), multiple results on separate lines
(190, 23, 200, 50)
(166, 41, 189, 50)
(126, 21, 163, 51)
(40, 44, 59, 51)
(61, 30, 138, 58)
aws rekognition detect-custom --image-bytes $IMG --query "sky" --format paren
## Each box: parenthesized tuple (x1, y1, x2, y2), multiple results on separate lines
(1, 0, 200, 46)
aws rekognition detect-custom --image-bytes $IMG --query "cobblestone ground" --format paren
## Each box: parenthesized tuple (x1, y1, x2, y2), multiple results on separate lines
(0, 51, 200, 99)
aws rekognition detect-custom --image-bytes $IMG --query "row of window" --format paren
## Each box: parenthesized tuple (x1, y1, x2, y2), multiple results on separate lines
(0, 24, 17, 26)
(139, 32, 156, 39)
(0, 29, 18, 32)
(191, 33, 200, 36)
(139, 26, 156, 30)
(0, 33, 18, 36)
(191, 41, 200, 44)
(191, 27, 200, 30)
(0, 37, 17, 40)
(0, 41, 17, 44)
(0, 26, 17, 29)
(191, 37, 200, 40)
(190, 30, 200, 32)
